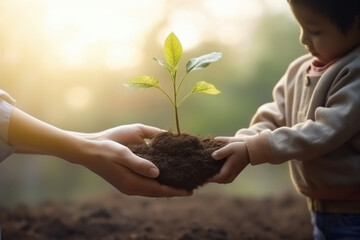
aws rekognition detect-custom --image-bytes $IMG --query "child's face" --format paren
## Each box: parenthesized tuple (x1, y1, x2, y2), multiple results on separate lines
(290, 4, 360, 65)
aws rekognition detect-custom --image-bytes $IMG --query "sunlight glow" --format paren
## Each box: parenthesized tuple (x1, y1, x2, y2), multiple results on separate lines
(203, 0, 262, 19)
(106, 44, 141, 70)
(61, 37, 86, 67)
(158, 9, 205, 50)
(43, 0, 166, 69)
(65, 86, 92, 109)
(2, 0, 287, 70)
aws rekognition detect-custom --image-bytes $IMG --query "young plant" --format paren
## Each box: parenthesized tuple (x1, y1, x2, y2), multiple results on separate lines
(124, 32, 222, 135)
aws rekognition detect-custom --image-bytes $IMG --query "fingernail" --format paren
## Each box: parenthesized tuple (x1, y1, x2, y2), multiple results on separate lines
(148, 167, 159, 178)
(212, 152, 218, 159)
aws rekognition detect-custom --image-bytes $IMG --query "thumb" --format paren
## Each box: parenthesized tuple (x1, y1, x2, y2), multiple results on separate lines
(123, 152, 160, 178)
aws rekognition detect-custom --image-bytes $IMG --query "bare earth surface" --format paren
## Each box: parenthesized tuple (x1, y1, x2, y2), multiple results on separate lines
(0, 191, 313, 240)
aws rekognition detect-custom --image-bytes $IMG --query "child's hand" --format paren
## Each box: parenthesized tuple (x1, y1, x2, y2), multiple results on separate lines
(208, 137, 250, 184)
(81, 139, 192, 197)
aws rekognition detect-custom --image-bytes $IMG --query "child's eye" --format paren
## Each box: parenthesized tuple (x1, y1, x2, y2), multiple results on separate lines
(309, 30, 322, 35)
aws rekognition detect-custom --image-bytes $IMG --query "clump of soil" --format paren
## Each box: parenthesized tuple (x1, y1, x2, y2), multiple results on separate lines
(129, 132, 226, 191)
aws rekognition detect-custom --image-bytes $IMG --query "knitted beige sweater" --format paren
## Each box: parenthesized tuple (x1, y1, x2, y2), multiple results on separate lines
(238, 48, 360, 201)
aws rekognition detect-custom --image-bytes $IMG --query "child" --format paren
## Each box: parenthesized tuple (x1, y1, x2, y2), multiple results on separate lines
(0, 89, 190, 198)
(210, 0, 360, 239)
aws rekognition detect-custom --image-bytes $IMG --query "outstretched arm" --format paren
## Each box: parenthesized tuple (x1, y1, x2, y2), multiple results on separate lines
(7, 107, 191, 197)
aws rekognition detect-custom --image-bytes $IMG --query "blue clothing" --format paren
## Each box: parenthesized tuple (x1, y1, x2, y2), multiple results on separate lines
(311, 212, 360, 240)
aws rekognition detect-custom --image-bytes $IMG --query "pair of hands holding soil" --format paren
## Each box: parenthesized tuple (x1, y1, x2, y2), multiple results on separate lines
(80, 125, 247, 198)
(67, 123, 249, 198)
(72, 125, 250, 198)
(7, 96, 248, 198)
(124, 128, 251, 196)
(4, 87, 248, 198)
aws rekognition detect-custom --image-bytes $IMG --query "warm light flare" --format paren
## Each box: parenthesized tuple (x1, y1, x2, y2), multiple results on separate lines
(43, 0, 166, 68)
(1, 0, 287, 70)
(65, 86, 92, 109)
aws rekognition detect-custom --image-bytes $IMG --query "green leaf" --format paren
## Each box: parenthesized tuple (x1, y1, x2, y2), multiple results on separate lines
(186, 52, 222, 73)
(164, 32, 182, 68)
(192, 81, 221, 95)
(124, 76, 160, 89)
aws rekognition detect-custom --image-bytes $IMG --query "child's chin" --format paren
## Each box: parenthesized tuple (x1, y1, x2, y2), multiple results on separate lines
(313, 56, 327, 65)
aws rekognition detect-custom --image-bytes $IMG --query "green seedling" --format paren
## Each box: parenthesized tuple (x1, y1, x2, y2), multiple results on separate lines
(124, 32, 222, 135)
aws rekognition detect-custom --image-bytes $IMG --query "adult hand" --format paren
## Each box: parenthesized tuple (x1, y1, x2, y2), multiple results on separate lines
(82, 123, 163, 146)
(207, 136, 250, 184)
(8, 108, 190, 197)
(81, 140, 192, 197)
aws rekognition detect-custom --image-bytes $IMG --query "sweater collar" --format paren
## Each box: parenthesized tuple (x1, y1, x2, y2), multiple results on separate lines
(308, 58, 339, 76)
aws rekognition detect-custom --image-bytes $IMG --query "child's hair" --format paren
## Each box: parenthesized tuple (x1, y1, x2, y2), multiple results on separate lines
(287, 0, 360, 34)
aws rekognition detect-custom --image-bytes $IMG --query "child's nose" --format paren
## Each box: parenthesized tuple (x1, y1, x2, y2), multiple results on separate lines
(299, 29, 310, 47)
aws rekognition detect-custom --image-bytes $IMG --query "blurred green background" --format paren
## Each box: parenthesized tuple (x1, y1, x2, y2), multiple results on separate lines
(0, 0, 306, 207)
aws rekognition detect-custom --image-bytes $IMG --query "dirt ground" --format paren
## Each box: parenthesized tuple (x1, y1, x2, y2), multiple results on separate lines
(0, 191, 313, 240)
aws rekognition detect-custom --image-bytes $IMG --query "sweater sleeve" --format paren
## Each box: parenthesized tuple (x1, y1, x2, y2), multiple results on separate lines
(0, 93, 15, 161)
(268, 63, 360, 163)
(237, 57, 299, 165)
(242, 76, 287, 165)
(246, 55, 360, 165)
(235, 55, 309, 141)
(239, 78, 287, 165)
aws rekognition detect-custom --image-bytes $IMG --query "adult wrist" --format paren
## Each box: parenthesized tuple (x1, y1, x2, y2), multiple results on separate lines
(59, 137, 96, 165)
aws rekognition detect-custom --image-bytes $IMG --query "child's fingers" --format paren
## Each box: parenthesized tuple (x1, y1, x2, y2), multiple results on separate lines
(214, 136, 231, 142)
(209, 142, 249, 183)
(214, 136, 244, 143)
(209, 153, 238, 183)
(212, 143, 234, 160)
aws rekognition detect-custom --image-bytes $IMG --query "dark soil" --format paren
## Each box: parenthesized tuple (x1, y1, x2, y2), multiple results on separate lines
(129, 132, 226, 191)
(0, 192, 313, 240)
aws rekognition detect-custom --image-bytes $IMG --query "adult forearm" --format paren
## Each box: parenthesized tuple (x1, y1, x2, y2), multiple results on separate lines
(5, 107, 192, 198)
(8, 107, 90, 164)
